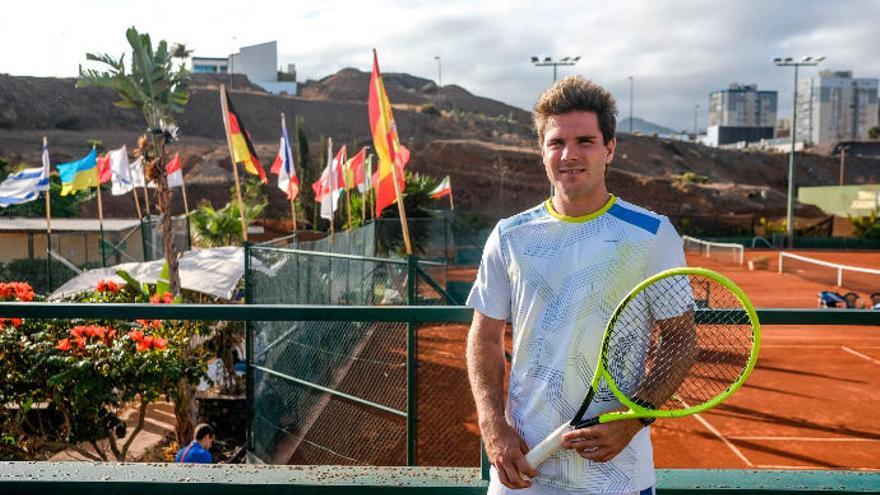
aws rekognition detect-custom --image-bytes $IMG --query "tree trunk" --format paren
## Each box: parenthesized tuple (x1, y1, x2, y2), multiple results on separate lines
(153, 142, 181, 294)
(173, 377, 198, 446)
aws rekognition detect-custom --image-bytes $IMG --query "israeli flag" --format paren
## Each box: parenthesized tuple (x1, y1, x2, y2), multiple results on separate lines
(0, 166, 50, 207)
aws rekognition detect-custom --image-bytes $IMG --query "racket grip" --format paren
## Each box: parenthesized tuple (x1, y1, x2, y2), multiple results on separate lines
(524, 422, 570, 468)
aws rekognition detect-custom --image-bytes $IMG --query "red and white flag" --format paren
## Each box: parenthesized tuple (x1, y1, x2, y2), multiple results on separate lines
(147, 153, 183, 189)
(430, 175, 452, 199)
(311, 141, 346, 221)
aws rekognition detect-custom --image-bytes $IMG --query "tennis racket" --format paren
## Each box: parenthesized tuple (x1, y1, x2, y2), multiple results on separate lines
(524, 266, 760, 469)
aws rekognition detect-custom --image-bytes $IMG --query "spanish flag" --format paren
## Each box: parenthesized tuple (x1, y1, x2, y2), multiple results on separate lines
(57, 147, 98, 196)
(223, 87, 268, 183)
(369, 49, 406, 217)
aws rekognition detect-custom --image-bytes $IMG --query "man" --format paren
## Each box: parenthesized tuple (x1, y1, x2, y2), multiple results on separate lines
(175, 423, 215, 463)
(466, 76, 685, 494)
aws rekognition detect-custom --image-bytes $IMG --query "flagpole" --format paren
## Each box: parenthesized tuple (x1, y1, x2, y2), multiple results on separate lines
(368, 153, 374, 223)
(43, 136, 53, 290)
(346, 188, 353, 231)
(328, 138, 334, 242)
(142, 184, 151, 217)
(95, 147, 107, 267)
(448, 176, 455, 210)
(220, 84, 249, 243)
(125, 154, 143, 219)
(281, 113, 297, 233)
(389, 155, 412, 254)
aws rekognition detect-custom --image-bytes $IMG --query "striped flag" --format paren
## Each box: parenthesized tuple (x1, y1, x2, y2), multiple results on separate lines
(57, 148, 98, 196)
(369, 50, 406, 217)
(430, 175, 452, 199)
(0, 167, 50, 207)
(223, 87, 268, 183)
(270, 117, 299, 200)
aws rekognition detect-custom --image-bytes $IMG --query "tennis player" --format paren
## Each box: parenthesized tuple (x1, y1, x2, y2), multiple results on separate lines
(466, 76, 686, 494)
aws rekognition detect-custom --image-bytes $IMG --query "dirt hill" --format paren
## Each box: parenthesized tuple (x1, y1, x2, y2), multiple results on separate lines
(2, 72, 879, 229)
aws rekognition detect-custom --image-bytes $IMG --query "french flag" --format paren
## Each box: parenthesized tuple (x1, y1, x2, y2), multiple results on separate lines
(271, 118, 299, 200)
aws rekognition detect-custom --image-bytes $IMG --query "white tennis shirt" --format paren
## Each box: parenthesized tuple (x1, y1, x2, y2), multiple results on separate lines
(468, 195, 686, 494)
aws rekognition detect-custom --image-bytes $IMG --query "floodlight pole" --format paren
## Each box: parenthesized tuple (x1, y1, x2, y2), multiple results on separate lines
(628, 76, 634, 134)
(774, 56, 823, 248)
(531, 56, 579, 84)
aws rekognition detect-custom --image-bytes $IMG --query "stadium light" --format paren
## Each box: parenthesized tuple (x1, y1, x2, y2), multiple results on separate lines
(531, 55, 580, 83)
(774, 55, 824, 248)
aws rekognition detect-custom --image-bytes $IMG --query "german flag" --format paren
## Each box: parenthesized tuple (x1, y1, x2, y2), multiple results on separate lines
(223, 87, 268, 183)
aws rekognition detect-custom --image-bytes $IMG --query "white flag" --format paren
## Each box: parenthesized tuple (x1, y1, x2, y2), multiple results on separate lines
(109, 145, 133, 196)
(320, 140, 345, 221)
(130, 157, 146, 188)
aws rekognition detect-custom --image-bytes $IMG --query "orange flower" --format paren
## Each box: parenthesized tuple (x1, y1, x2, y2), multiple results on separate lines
(152, 337, 168, 350)
(136, 337, 152, 352)
(96, 279, 120, 293)
(56, 338, 71, 351)
(128, 330, 145, 342)
(74, 336, 86, 349)
(0, 318, 23, 327)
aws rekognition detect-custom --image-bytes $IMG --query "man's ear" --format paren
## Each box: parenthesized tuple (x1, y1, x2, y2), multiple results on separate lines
(605, 137, 617, 164)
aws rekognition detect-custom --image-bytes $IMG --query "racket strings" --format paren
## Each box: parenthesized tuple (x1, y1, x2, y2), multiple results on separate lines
(603, 274, 754, 413)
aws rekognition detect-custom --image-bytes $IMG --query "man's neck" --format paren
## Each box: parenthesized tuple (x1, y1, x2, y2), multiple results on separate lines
(551, 190, 611, 218)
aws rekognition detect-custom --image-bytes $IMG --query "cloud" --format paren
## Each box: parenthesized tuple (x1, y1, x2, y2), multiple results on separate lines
(2, 0, 878, 131)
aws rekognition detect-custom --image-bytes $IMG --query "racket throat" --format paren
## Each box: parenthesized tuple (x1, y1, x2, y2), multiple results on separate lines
(571, 416, 601, 429)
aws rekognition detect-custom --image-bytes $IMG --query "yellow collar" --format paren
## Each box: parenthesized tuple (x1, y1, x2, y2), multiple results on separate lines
(545, 194, 616, 223)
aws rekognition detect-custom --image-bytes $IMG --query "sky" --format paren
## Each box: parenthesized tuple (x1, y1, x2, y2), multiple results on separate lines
(2, 0, 879, 133)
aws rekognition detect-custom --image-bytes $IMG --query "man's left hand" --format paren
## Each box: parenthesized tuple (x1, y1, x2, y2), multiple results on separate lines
(560, 419, 644, 463)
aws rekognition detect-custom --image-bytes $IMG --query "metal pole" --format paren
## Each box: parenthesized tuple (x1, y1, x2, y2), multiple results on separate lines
(552, 64, 557, 83)
(435, 56, 441, 88)
(628, 76, 634, 134)
(839, 146, 846, 186)
(787, 65, 799, 248)
(244, 241, 255, 454)
(406, 254, 417, 465)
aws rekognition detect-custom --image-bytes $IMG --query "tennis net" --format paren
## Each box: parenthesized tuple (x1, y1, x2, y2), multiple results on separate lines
(778, 252, 880, 295)
(682, 235, 744, 265)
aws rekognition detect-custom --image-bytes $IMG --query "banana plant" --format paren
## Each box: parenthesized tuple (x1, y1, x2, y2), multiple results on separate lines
(77, 26, 189, 295)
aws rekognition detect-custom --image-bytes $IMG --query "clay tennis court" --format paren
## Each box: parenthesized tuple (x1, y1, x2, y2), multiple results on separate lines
(413, 248, 880, 470)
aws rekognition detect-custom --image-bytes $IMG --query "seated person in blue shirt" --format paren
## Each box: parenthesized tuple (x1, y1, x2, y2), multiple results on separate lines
(176, 423, 214, 463)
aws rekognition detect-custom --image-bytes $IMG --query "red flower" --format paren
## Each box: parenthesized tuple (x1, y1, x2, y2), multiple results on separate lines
(128, 330, 145, 342)
(0, 318, 23, 327)
(152, 337, 168, 350)
(0, 282, 34, 302)
(96, 279, 120, 293)
(149, 293, 161, 304)
(56, 338, 71, 351)
(74, 336, 86, 349)
(149, 291, 175, 304)
(136, 337, 152, 352)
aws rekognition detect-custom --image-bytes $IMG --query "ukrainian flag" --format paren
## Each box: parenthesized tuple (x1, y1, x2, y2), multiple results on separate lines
(57, 148, 98, 196)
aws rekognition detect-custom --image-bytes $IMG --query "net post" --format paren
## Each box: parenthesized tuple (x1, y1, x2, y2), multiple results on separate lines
(406, 254, 418, 466)
(837, 268, 843, 287)
(244, 241, 255, 455)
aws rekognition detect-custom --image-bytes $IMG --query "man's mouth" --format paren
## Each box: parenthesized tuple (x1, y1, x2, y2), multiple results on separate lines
(559, 168, 586, 175)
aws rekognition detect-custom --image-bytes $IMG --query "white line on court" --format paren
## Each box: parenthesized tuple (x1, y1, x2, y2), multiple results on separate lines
(841, 346, 880, 366)
(729, 436, 880, 442)
(677, 397, 753, 467)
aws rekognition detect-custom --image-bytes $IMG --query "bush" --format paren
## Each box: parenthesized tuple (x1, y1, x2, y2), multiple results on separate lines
(849, 210, 880, 239)
(677, 172, 710, 184)
(0, 280, 210, 461)
(419, 104, 441, 117)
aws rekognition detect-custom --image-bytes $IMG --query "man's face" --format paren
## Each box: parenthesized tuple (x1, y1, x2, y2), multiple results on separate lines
(201, 434, 214, 449)
(541, 111, 615, 201)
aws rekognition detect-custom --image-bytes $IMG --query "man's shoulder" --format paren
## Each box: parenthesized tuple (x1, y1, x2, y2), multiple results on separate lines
(607, 197, 669, 235)
(496, 202, 549, 238)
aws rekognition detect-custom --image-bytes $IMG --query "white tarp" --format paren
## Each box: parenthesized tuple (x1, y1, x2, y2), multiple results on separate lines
(49, 246, 244, 301)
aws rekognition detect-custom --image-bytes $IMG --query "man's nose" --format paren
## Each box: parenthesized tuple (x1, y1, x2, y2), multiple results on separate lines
(561, 143, 579, 161)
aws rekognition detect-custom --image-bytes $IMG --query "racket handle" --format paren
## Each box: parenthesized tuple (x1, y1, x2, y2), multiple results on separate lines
(524, 422, 570, 468)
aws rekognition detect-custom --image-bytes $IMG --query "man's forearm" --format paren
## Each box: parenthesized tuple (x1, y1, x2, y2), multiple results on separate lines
(466, 317, 508, 434)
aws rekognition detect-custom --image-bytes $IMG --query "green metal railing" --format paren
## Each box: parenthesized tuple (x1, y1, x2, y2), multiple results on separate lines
(0, 302, 878, 493)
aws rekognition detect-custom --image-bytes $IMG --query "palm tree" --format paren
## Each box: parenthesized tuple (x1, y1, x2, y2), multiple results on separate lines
(77, 26, 193, 445)
(191, 179, 267, 247)
(77, 26, 190, 294)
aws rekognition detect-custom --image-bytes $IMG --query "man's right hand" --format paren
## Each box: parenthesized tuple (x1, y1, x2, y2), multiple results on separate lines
(484, 421, 538, 489)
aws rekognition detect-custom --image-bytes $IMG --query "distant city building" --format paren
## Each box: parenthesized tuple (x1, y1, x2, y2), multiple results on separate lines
(706, 83, 777, 147)
(192, 40, 297, 95)
(775, 117, 791, 139)
(191, 57, 228, 74)
(796, 70, 879, 145)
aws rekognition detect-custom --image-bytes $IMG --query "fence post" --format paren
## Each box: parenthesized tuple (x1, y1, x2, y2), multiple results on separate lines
(406, 254, 417, 465)
(244, 241, 255, 455)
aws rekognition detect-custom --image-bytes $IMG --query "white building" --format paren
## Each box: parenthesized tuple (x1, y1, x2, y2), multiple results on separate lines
(193, 40, 297, 95)
(796, 70, 879, 145)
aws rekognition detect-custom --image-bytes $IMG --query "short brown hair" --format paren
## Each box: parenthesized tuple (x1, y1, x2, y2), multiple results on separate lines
(194, 423, 214, 441)
(533, 76, 618, 145)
